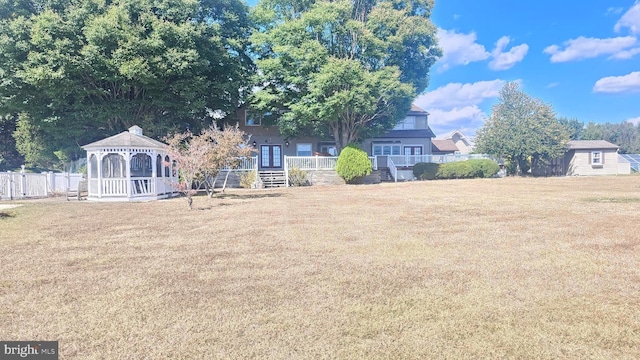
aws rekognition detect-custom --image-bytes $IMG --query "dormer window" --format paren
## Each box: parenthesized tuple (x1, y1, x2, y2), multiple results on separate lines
(245, 111, 261, 126)
(394, 116, 416, 130)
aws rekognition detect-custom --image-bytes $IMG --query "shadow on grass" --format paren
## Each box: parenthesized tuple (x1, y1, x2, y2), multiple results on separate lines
(0, 211, 15, 219)
(583, 197, 640, 203)
(214, 192, 286, 200)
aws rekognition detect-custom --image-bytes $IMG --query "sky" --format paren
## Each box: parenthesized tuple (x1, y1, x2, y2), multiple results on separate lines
(419, 0, 640, 136)
(245, 0, 640, 137)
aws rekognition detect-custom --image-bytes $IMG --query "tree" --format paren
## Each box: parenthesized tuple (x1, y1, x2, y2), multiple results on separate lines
(557, 117, 584, 140)
(475, 82, 569, 175)
(0, 114, 22, 170)
(581, 121, 640, 153)
(164, 125, 252, 210)
(0, 0, 253, 168)
(250, 0, 440, 151)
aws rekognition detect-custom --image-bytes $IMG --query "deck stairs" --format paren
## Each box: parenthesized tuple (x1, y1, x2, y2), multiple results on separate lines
(259, 171, 287, 188)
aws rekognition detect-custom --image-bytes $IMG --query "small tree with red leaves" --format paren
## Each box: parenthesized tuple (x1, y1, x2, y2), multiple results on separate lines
(165, 124, 253, 209)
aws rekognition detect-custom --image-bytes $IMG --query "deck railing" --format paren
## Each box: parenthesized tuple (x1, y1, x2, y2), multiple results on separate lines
(285, 156, 338, 170)
(387, 154, 489, 167)
(221, 156, 257, 171)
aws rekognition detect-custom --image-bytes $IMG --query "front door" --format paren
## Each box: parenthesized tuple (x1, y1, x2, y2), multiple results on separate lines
(403, 146, 422, 155)
(260, 145, 282, 169)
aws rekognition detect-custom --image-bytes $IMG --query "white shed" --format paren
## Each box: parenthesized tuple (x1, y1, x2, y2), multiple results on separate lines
(82, 126, 178, 201)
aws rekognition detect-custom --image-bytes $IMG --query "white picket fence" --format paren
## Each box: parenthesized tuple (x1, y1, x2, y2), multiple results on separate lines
(0, 170, 84, 200)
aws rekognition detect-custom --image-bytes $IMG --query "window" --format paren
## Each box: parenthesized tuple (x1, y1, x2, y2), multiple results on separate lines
(296, 143, 312, 156)
(245, 110, 263, 126)
(373, 144, 401, 156)
(393, 116, 416, 130)
(320, 145, 337, 156)
(591, 151, 603, 165)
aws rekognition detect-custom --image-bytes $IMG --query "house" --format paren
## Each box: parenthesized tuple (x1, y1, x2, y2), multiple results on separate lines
(237, 104, 435, 169)
(431, 139, 459, 155)
(540, 140, 630, 176)
(437, 130, 474, 154)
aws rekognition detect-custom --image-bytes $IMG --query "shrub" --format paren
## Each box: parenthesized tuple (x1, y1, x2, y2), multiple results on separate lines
(239, 171, 256, 188)
(437, 161, 474, 179)
(288, 167, 310, 186)
(413, 162, 440, 180)
(335, 144, 372, 183)
(467, 159, 500, 178)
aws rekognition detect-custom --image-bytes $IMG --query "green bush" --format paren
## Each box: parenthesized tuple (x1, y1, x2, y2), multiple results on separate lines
(435, 159, 500, 179)
(288, 167, 310, 186)
(437, 161, 474, 179)
(413, 162, 440, 180)
(335, 144, 372, 183)
(467, 159, 500, 178)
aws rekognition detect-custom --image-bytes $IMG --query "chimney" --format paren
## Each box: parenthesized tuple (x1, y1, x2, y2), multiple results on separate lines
(128, 125, 143, 136)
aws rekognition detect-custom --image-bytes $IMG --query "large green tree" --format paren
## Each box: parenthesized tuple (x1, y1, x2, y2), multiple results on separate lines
(0, 0, 252, 168)
(250, 0, 440, 150)
(475, 82, 569, 175)
(581, 121, 640, 154)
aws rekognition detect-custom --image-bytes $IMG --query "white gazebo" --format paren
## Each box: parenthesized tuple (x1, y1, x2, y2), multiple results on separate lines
(82, 125, 178, 201)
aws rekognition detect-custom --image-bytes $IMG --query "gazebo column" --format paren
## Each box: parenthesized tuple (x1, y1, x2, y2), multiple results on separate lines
(151, 150, 157, 195)
(125, 150, 132, 198)
(97, 151, 103, 198)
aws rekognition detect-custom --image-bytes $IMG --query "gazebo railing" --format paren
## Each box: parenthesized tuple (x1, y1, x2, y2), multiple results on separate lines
(96, 177, 171, 197)
(101, 178, 127, 196)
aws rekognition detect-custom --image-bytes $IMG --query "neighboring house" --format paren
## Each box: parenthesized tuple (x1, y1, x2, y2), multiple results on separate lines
(431, 139, 459, 155)
(437, 130, 474, 154)
(538, 140, 630, 176)
(237, 104, 435, 171)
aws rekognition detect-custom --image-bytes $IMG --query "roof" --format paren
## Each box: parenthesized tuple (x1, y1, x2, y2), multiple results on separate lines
(376, 128, 436, 139)
(431, 139, 459, 152)
(567, 140, 619, 150)
(408, 104, 429, 116)
(82, 126, 168, 150)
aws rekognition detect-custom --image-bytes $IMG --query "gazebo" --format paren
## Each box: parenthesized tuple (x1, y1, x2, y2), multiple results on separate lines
(82, 125, 178, 201)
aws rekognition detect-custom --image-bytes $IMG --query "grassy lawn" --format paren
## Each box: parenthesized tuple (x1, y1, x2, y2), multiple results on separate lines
(1, 176, 640, 359)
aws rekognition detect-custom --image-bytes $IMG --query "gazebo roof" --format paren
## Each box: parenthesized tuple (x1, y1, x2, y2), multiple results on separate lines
(82, 126, 167, 151)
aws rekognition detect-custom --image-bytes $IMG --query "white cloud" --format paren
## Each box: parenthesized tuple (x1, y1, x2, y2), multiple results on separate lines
(417, 80, 510, 134)
(489, 36, 529, 70)
(609, 47, 640, 59)
(544, 36, 638, 62)
(428, 106, 487, 128)
(615, 2, 640, 34)
(546, 82, 560, 88)
(607, 7, 624, 16)
(625, 116, 640, 125)
(436, 28, 490, 71)
(415, 80, 506, 109)
(593, 71, 640, 93)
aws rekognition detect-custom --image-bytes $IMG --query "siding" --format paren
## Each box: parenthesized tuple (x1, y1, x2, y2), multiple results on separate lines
(566, 149, 619, 176)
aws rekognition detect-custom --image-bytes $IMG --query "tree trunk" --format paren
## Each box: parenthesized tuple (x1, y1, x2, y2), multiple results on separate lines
(221, 170, 233, 193)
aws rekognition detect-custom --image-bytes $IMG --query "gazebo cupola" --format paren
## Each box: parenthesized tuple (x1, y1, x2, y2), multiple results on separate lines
(82, 126, 178, 201)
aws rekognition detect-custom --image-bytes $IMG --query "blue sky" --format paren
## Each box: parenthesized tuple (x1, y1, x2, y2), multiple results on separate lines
(418, 0, 640, 136)
(245, 0, 640, 136)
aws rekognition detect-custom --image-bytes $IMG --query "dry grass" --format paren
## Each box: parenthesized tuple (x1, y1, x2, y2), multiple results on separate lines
(1, 176, 640, 359)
